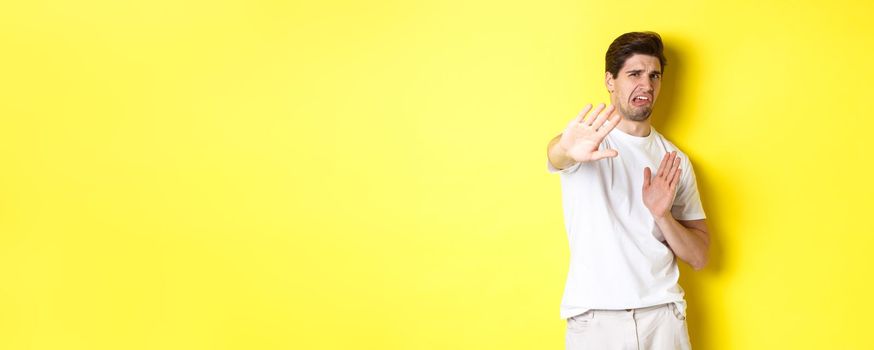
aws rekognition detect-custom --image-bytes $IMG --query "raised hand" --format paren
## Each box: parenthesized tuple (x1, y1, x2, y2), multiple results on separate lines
(643, 151, 681, 219)
(558, 103, 623, 163)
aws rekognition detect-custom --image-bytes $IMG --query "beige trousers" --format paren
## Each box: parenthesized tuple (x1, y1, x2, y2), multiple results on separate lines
(565, 302, 692, 350)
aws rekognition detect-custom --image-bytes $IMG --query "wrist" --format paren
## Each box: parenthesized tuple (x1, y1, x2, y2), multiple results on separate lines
(555, 138, 573, 160)
(556, 135, 569, 153)
(652, 211, 674, 224)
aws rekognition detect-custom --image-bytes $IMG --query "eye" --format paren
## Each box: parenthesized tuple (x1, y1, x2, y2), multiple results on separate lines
(651, 74, 661, 80)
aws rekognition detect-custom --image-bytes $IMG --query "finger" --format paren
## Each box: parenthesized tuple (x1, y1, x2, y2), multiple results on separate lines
(671, 168, 682, 190)
(573, 104, 593, 124)
(585, 103, 607, 126)
(589, 104, 616, 130)
(591, 149, 619, 160)
(668, 152, 680, 180)
(656, 152, 670, 178)
(597, 108, 622, 134)
(643, 167, 652, 189)
(595, 116, 616, 134)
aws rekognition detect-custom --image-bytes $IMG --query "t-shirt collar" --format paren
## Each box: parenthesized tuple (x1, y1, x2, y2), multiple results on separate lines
(610, 125, 656, 144)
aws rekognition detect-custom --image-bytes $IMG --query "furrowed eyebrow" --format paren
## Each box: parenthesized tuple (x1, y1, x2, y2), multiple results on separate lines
(626, 69, 662, 75)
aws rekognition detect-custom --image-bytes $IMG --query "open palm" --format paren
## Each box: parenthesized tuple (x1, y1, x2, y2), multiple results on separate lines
(558, 104, 623, 162)
(643, 151, 681, 219)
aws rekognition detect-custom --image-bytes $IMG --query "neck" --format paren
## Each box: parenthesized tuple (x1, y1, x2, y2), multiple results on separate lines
(616, 117, 652, 137)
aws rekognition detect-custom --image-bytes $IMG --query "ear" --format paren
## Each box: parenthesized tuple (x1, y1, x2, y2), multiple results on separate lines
(604, 71, 614, 93)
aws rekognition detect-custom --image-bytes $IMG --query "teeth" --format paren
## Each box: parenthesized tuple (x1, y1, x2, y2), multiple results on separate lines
(634, 96, 649, 101)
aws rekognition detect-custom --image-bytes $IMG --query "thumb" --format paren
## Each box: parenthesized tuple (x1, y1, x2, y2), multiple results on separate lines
(643, 167, 652, 189)
(591, 149, 619, 160)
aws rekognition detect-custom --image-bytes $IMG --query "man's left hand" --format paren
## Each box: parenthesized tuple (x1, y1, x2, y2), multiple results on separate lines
(643, 151, 681, 219)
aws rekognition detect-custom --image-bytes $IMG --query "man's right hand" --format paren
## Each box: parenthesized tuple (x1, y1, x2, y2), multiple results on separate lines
(557, 103, 623, 162)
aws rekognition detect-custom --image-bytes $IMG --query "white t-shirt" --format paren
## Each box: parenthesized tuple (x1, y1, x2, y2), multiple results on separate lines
(547, 126, 706, 320)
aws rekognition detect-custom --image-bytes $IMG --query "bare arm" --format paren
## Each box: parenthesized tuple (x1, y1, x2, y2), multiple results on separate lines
(643, 151, 710, 270)
(656, 217, 709, 270)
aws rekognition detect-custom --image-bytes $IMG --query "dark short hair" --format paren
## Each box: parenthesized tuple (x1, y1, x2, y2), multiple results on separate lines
(605, 32, 667, 78)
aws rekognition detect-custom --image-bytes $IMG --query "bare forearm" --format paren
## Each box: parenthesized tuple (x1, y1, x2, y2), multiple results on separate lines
(654, 216, 709, 270)
(547, 134, 575, 170)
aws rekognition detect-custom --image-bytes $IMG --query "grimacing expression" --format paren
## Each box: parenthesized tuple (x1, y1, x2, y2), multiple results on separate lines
(606, 54, 662, 122)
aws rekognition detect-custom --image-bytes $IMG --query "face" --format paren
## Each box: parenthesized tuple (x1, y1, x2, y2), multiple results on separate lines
(605, 54, 662, 122)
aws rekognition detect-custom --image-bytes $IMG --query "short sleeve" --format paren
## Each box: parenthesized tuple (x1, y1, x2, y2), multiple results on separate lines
(671, 157, 706, 220)
(547, 158, 581, 174)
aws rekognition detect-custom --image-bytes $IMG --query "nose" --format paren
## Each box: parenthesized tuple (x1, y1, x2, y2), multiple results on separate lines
(640, 78, 654, 92)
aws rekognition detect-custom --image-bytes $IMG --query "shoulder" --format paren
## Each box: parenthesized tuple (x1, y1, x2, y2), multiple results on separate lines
(652, 129, 694, 166)
(652, 129, 685, 153)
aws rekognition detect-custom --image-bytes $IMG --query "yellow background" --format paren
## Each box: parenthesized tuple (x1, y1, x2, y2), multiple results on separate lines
(1, 0, 872, 349)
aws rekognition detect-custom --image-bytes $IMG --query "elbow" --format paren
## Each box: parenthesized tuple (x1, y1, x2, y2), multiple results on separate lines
(690, 231, 710, 271)
(690, 249, 709, 271)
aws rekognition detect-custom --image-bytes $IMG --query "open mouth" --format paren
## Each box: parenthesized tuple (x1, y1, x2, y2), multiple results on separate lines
(631, 95, 651, 107)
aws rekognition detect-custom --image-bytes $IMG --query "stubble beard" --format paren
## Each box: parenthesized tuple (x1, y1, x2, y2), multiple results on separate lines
(620, 103, 653, 122)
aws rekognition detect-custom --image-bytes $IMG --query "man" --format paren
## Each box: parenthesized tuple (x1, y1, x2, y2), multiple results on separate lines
(546, 32, 709, 350)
